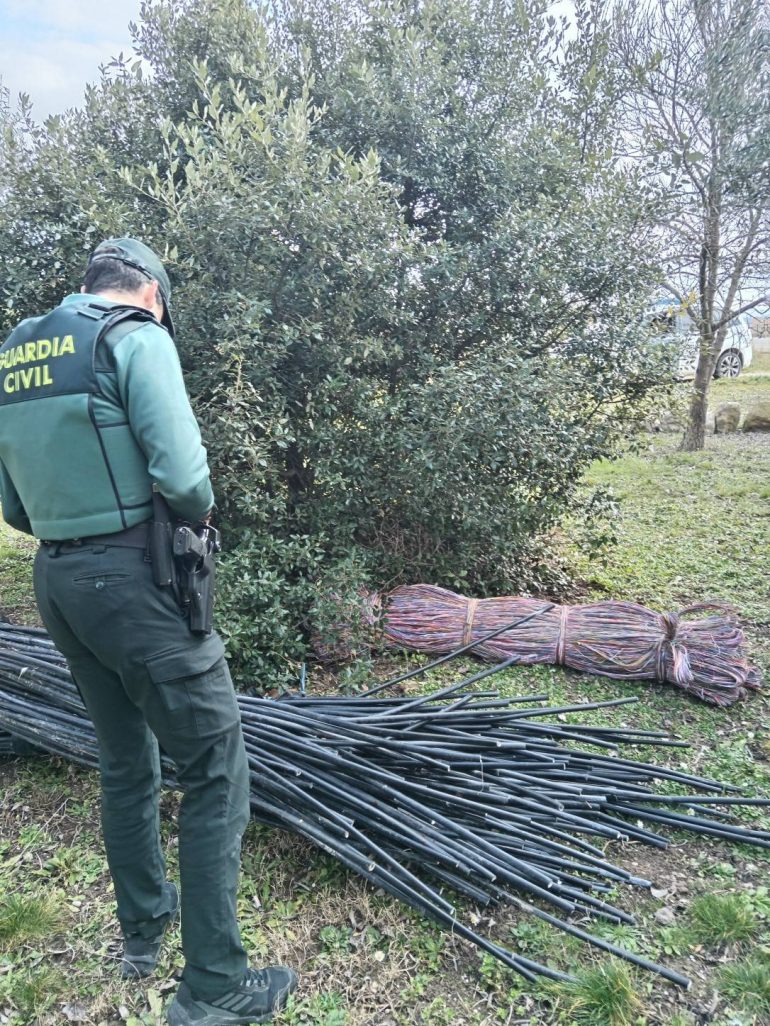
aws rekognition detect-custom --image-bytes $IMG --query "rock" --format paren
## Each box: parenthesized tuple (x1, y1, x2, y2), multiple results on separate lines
(647, 408, 685, 433)
(654, 906, 677, 926)
(61, 1004, 88, 1022)
(714, 402, 741, 433)
(743, 401, 770, 432)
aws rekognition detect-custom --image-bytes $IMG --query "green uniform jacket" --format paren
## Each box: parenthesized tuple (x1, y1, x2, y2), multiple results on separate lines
(0, 294, 214, 539)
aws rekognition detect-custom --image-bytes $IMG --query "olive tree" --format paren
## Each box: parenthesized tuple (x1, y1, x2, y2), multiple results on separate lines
(613, 0, 770, 450)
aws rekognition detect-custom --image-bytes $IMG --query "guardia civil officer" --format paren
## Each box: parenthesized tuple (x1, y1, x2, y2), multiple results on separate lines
(0, 240, 297, 1025)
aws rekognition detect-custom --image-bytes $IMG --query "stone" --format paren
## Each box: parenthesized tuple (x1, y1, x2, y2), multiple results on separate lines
(647, 408, 684, 433)
(743, 402, 770, 432)
(654, 906, 677, 926)
(61, 1004, 88, 1022)
(714, 402, 741, 433)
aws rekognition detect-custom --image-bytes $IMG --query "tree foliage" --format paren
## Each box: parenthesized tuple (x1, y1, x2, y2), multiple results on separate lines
(0, 0, 667, 686)
(612, 0, 770, 451)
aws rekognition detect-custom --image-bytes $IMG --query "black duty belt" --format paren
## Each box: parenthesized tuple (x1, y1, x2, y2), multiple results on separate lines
(40, 522, 151, 550)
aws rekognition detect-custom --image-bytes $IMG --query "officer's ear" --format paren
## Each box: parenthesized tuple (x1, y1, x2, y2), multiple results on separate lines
(137, 279, 161, 317)
(147, 280, 165, 324)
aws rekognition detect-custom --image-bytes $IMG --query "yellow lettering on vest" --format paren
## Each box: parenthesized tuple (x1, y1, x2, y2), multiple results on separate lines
(24, 342, 36, 363)
(37, 339, 52, 360)
(3, 373, 13, 394)
(0, 352, 5, 371)
(20, 368, 34, 389)
(42, 364, 53, 385)
(58, 335, 75, 356)
(13, 346, 24, 366)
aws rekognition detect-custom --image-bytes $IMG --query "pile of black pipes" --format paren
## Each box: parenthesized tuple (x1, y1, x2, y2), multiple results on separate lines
(1, 621, 769, 989)
(0, 726, 26, 754)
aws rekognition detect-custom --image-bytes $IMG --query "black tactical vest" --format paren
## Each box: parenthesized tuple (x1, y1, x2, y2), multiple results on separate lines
(0, 301, 154, 406)
(0, 300, 158, 538)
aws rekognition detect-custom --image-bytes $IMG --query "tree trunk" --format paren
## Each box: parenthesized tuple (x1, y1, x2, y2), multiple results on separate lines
(682, 192, 721, 452)
(680, 334, 719, 451)
(680, 373, 709, 450)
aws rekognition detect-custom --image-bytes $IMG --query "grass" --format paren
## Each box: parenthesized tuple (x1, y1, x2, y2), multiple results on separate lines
(0, 891, 61, 946)
(549, 961, 642, 1026)
(569, 437, 770, 623)
(714, 350, 770, 407)
(688, 893, 758, 947)
(282, 992, 349, 1026)
(0, 966, 67, 1021)
(718, 953, 770, 1018)
(0, 519, 36, 623)
(0, 373, 769, 1024)
(667, 1015, 698, 1026)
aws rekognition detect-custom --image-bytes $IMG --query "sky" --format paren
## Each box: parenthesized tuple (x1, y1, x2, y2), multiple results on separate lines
(0, 0, 142, 117)
(2, 0, 577, 119)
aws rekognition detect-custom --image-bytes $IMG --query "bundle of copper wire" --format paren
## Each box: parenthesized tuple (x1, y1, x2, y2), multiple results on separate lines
(322, 584, 761, 706)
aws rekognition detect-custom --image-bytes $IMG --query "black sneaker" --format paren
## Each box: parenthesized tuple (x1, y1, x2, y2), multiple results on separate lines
(166, 966, 298, 1025)
(121, 882, 180, 979)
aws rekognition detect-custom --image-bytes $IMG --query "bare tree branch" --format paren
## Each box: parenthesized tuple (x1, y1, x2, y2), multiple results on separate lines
(715, 294, 770, 330)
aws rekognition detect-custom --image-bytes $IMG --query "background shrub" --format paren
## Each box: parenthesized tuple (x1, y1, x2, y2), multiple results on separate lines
(0, 0, 669, 686)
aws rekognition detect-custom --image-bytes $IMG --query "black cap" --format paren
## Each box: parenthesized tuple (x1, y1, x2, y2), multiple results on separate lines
(88, 238, 175, 337)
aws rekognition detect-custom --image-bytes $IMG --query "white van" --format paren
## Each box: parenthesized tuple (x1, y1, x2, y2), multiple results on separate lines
(648, 301, 754, 378)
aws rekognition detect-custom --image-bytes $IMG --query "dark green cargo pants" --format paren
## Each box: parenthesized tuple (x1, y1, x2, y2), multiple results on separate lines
(33, 539, 251, 1001)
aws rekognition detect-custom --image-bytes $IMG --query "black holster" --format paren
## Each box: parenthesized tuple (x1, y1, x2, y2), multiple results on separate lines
(150, 488, 176, 588)
(149, 486, 219, 635)
(173, 524, 220, 636)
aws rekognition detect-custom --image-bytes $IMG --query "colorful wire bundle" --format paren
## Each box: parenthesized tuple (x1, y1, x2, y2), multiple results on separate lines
(379, 585, 761, 706)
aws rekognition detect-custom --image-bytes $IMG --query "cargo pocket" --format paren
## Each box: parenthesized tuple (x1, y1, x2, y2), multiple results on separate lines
(145, 634, 240, 737)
